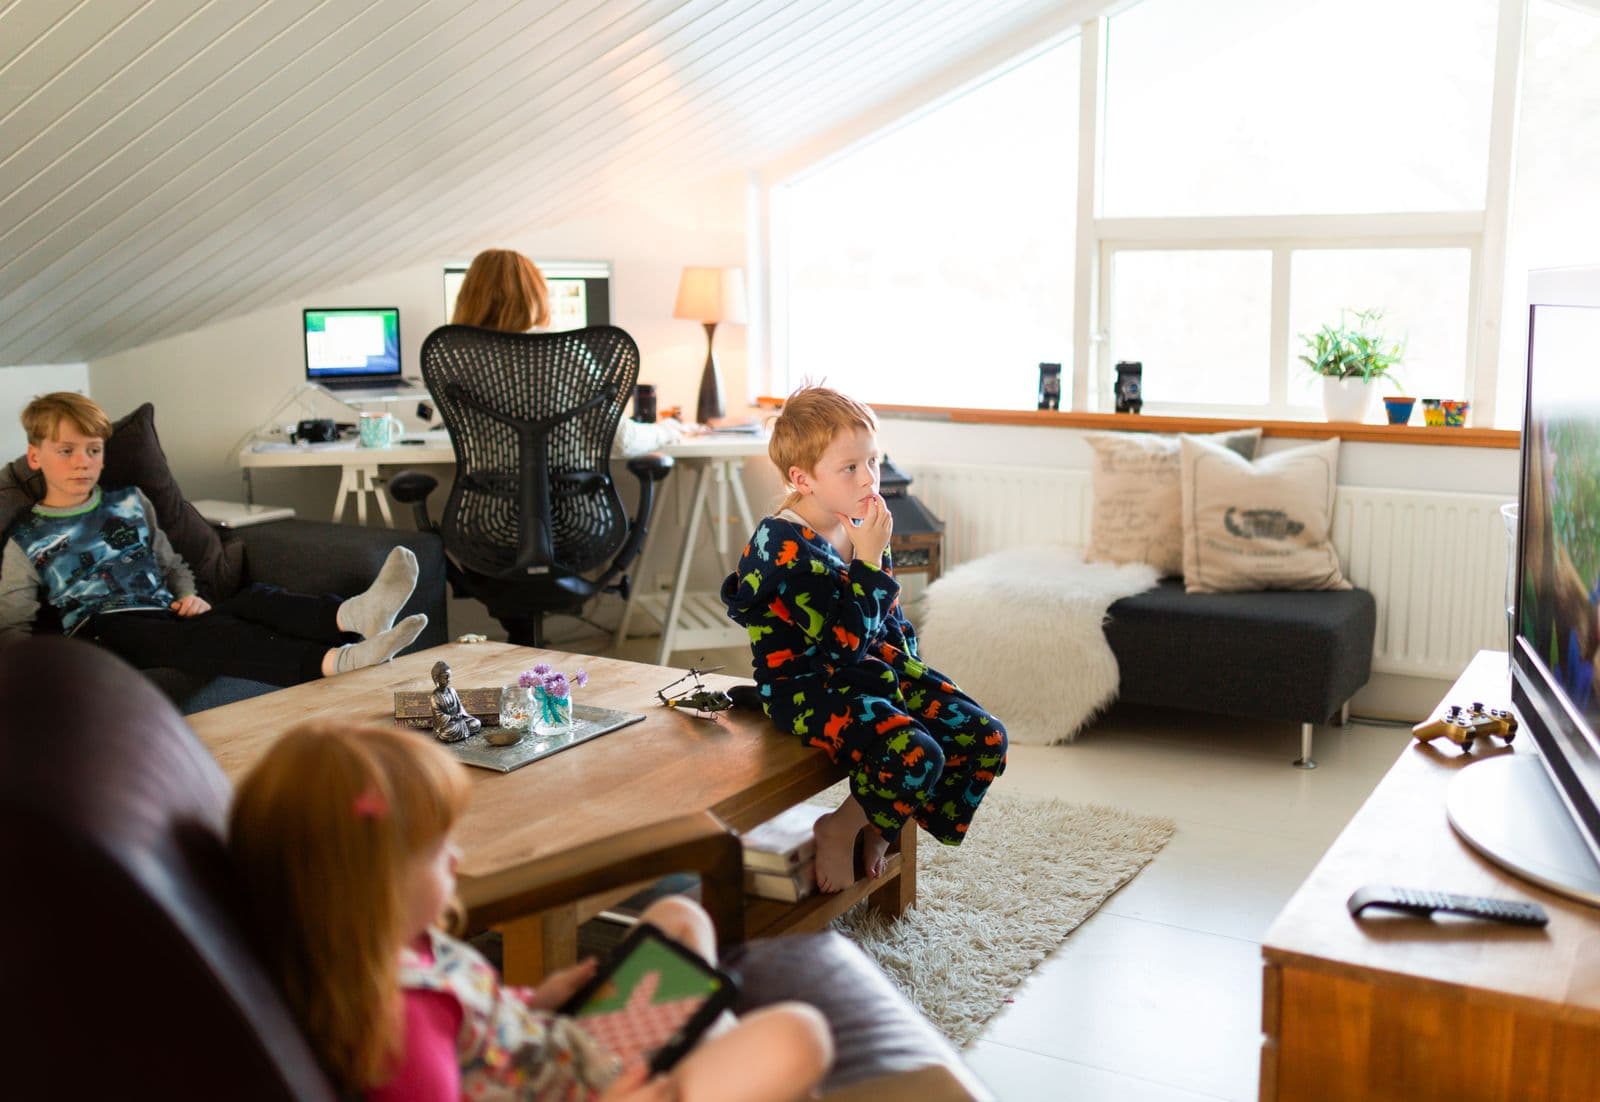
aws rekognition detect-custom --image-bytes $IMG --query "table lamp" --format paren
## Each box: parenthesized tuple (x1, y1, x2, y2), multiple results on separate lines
(674, 266, 748, 424)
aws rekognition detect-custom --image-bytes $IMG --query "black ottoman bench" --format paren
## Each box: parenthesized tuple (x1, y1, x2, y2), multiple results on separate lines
(1103, 579, 1377, 768)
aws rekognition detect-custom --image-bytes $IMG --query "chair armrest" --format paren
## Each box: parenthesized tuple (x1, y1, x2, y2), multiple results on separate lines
(458, 811, 746, 948)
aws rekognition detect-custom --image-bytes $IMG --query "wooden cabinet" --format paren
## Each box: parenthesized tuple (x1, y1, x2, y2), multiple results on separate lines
(1261, 652, 1600, 1101)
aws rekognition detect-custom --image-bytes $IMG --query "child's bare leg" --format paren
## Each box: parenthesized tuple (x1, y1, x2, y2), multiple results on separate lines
(671, 1002, 832, 1102)
(637, 896, 717, 963)
(860, 826, 890, 880)
(813, 795, 868, 893)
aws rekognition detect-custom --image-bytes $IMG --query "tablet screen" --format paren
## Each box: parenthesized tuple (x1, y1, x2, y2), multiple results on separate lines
(568, 929, 729, 1072)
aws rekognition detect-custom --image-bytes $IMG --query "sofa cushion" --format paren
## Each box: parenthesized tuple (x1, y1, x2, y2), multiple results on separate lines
(1084, 428, 1261, 577)
(1105, 578, 1375, 724)
(100, 402, 243, 601)
(1179, 435, 1349, 593)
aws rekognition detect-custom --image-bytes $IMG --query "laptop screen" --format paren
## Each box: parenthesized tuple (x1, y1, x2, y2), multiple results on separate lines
(304, 308, 401, 381)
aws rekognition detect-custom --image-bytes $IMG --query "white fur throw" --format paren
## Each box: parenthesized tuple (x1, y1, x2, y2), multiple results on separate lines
(917, 547, 1159, 746)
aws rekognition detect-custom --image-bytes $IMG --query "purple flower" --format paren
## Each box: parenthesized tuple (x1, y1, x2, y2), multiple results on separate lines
(531, 663, 552, 677)
(517, 671, 537, 688)
(574, 670, 589, 689)
(544, 673, 570, 698)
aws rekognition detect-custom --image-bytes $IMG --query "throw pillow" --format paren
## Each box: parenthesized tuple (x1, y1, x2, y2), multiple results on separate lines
(1084, 427, 1262, 576)
(1179, 435, 1350, 593)
(100, 403, 243, 601)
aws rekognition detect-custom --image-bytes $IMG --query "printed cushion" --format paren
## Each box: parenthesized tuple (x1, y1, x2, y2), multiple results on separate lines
(1084, 427, 1262, 577)
(1179, 435, 1350, 594)
(99, 403, 242, 600)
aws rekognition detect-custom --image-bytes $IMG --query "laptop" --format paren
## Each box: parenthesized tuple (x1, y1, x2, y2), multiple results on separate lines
(303, 307, 422, 399)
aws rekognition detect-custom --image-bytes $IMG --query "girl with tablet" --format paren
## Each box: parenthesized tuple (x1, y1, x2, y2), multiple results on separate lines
(228, 721, 832, 1101)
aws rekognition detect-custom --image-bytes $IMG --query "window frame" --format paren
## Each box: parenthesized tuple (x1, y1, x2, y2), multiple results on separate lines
(764, 0, 1531, 427)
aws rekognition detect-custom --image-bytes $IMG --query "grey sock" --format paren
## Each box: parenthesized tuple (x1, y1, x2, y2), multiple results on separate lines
(338, 547, 419, 639)
(333, 614, 427, 675)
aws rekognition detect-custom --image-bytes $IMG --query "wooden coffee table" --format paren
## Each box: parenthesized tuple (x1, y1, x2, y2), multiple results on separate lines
(188, 641, 915, 983)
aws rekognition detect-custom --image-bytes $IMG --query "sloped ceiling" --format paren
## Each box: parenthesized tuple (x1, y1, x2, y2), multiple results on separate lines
(0, 0, 1088, 365)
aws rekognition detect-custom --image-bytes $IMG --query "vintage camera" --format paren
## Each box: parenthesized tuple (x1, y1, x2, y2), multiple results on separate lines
(291, 418, 338, 444)
(1114, 361, 1143, 414)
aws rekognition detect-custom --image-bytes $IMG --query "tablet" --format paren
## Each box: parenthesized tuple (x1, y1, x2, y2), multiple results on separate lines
(560, 922, 737, 1074)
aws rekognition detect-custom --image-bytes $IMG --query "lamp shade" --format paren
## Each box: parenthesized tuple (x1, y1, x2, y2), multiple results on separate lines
(673, 266, 748, 325)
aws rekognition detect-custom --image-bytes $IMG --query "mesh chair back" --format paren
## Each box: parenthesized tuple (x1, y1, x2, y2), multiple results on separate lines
(422, 325, 638, 578)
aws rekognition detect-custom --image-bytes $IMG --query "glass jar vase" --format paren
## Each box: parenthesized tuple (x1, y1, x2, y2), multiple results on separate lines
(498, 684, 535, 732)
(533, 688, 573, 735)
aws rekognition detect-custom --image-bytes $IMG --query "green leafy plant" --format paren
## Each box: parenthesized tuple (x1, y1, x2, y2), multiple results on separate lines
(1298, 308, 1406, 385)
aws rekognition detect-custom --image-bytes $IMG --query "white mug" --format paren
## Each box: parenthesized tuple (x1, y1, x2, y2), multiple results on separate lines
(358, 411, 404, 448)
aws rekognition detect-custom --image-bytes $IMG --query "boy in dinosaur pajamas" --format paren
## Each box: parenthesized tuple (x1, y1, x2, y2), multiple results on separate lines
(720, 386, 1007, 893)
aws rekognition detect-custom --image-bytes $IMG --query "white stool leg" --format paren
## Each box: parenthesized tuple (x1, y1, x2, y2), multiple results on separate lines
(1294, 722, 1317, 770)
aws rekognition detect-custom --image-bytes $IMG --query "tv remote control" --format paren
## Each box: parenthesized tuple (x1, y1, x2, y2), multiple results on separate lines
(1347, 886, 1548, 926)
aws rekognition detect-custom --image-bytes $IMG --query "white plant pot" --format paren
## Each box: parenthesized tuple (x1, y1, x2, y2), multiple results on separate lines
(1321, 376, 1374, 423)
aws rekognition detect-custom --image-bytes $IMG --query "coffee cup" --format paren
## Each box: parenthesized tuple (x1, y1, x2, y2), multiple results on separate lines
(358, 411, 403, 448)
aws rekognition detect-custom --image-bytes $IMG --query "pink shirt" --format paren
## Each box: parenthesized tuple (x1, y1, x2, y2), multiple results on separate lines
(368, 940, 464, 1102)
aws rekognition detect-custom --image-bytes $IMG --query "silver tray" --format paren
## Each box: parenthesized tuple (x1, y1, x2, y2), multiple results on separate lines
(427, 703, 647, 773)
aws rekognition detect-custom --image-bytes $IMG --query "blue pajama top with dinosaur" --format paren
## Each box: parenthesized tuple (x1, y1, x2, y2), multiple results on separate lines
(721, 513, 1006, 844)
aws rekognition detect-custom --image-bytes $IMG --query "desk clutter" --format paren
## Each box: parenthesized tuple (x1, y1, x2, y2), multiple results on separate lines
(393, 680, 645, 773)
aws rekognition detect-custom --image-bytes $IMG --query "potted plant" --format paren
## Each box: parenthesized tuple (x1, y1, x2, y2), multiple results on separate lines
(1298, 308, 1405, 423)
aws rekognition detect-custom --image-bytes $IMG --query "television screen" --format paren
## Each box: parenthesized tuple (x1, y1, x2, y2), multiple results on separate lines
(443, 260, 611, 331)
(304, 307, 401, 379)
(1514, 277, 1600, 863)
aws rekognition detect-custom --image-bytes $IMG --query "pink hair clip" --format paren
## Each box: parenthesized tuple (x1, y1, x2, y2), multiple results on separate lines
(353, 787, 388, 819)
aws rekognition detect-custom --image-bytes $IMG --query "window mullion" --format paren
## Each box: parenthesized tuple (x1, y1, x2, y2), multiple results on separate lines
(1270, 247, 1291, 416)
(1071, 16, 1105, 413)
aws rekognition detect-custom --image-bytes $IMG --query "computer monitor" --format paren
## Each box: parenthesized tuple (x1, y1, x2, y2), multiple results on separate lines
(442, 260, 612, 331)
(303, 307, 401, 383)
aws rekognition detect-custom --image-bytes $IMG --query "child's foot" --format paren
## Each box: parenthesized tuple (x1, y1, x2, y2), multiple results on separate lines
(332, 614, 427, 675)
(813, 805, 865, 894)
(337, 547, 419, 638)
(861, 829, 891, 880)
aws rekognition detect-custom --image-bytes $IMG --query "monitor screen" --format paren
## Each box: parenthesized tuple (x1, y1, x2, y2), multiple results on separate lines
(304, 307, 401, 379)
(1514, 285, 1600, 861)
(443, 260, 611, 332)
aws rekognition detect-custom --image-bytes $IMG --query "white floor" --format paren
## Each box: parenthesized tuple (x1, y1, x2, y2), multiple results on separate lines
(588, 629, 1417, 1102)
(963, 705, 1415, 1102)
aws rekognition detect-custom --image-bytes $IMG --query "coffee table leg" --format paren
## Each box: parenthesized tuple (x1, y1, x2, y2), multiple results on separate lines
(497, 904, 579, 986)
(868, 827, 916, 918)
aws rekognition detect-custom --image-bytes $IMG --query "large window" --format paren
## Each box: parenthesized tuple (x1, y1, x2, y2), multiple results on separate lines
(772, 0, 1574, 426)
(1497, 0, 1600, 428)
(776, 39, 1078, 408)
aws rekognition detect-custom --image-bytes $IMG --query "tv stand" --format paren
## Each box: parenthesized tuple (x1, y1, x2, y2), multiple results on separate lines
(1447, 753, 1600, 906)
(1260, 650, 1600, 1101)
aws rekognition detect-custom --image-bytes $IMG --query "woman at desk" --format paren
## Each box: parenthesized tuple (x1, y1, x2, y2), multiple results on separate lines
(451, 249, 687, 457)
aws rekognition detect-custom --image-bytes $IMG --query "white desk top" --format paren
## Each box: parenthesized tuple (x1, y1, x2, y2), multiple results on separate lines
(239, 429, 768, 468)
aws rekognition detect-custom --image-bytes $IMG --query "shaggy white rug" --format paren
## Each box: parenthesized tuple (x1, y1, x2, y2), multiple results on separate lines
(812, 783, 1174, 1047)
(916, 546, 1159, 745)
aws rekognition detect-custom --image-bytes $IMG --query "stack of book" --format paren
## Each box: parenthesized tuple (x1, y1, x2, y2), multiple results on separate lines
(741, 804, 825, 902)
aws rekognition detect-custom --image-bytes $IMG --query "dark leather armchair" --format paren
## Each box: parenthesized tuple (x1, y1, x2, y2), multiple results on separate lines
(0, 638, 989, 1100)
(390, 325, 672, 647)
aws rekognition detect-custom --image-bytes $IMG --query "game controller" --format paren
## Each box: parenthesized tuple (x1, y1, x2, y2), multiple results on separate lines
(1411, 702, 1518, 753)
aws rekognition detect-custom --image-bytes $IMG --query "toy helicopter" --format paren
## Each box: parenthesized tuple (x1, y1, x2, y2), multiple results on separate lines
(656, 666, 735, 720)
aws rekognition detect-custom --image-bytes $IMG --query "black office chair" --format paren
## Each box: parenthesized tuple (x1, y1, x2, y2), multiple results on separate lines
(389, 325, 672, 647)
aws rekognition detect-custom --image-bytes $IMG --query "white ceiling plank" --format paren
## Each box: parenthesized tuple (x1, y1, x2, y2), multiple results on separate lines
(0, 1, 183, 125)
(63, 0, 779, 350)
(0, 0, 1099, 364)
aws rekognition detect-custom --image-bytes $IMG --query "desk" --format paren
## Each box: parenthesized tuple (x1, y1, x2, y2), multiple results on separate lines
(239, 433, 454, 525)
(186, 642, 913, 985)
(616, 434, 769, 663)
(1260, 650, 1600, 1101)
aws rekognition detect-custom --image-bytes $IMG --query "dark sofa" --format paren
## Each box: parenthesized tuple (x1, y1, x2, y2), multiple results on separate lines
(0, 403, 446, 713)
(0, 636, 991, 1101)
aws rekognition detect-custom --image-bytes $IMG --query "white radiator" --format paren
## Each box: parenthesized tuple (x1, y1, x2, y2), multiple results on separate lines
(902, 463, 1510, 680)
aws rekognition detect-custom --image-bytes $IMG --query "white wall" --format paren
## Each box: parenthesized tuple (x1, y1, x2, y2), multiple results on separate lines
(87, 172, 755, 513)
(0, 364, 91, 457)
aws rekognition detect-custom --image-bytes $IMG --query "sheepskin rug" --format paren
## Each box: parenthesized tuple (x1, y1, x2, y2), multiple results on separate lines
(916, 547, 1159, 745)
